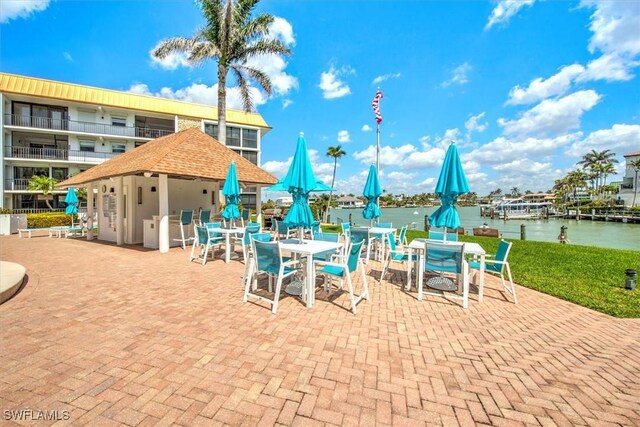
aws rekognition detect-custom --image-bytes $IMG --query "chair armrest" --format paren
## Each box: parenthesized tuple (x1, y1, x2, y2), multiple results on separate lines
(313, 260, 342, 269)
(282, 259, 303, 268)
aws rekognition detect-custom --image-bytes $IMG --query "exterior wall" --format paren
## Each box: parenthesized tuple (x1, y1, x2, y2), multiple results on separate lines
(619, 154, 639, 207)
(177, 116, 201, 132)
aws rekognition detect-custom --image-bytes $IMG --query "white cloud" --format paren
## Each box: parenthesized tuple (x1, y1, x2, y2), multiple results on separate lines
(441, 62, 472, 87)
(583, 0, 640, 57)
(467, 133, 582, 165)
(63, 52, 73, 63)
(498, 90, 601, 136)
(281, 99, 293, 109)
(127, 82, 267, 110)
(578, 53, 640, 82)
(372, 72, 402, 85)
(492, 159, 554, 174)
(566, 124, 640, 157)
(464, 112, 488, 139)
(353, 144, 415, 167)
(0, 0, 50, 23)
(150, 51, 192, 70)
(507, 64, 585, 105)
(262, 149, 335, 183)
(269, 17, 295, 45)
(485, 0, 536, 30)
(387, 171, 417, 181)
(361, 124, 372, 132)
(245, 54, 298, 96)
(404, 147, 447, 169)
(319, 65, 354, 99)
(337, 130, 350, 143)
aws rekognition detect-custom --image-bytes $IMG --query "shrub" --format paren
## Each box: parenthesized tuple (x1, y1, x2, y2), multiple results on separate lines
(27, 212, 74, 228)
(0, 208, 13, 214)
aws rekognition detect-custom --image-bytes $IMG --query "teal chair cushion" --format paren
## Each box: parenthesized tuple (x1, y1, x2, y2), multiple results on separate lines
(319, 265, 346, 278)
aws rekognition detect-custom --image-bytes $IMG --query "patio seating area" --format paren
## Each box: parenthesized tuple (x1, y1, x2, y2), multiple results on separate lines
(1, 235, 639, 425)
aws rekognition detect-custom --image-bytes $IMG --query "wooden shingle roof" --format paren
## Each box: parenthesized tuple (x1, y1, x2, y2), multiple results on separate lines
(59, 128, 277, 187)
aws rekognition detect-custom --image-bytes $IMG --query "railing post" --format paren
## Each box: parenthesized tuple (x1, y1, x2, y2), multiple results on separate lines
(349, 213, 352, 225)
(424, 214, 430, 232)
(520, 224, 526, 240)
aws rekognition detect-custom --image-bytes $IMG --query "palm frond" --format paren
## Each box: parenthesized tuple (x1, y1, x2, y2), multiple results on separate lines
(152, 37, 198, 59)
(234, 0, 260, 26)
(230, 66, 254, 112)
(235, 64, 272, 95)
(188, 41, 220, 64)
(240, 39, 291, 59)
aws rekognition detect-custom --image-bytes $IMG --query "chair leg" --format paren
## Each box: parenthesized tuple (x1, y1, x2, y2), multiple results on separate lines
(243, 259, 255, 303)
(462, 263, 470, 309)
(506, 264, 517, 304)
(189, 239, 198, 262)
(201, 243, 210, 266)
(360, 261, 369, 301)
(180, 225, 186, 250)
(272, 272, 285, 314)
(379, 254, 390, 283)
(345, 274, 357, 314)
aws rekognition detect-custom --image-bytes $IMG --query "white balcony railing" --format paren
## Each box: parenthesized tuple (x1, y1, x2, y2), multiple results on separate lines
(4, 114, 174, 139)
(5, 146, 117, 164)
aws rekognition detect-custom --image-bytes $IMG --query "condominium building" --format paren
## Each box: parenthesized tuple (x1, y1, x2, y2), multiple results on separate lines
(0, 73, 270, 211)
(619, 151, 640, 207)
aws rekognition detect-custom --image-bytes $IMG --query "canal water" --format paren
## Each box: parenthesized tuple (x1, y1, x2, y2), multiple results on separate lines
(328, 206, 640, 251)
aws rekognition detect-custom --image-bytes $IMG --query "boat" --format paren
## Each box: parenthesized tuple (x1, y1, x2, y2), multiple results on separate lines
(493, 198, 554, 220)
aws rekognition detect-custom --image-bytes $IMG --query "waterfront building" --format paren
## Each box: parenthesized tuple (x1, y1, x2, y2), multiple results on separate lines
(0, 73, 270, 212)
(619, 151, 640, 207)
(336, 195, 363, 208)
(522, 193, 555, 204)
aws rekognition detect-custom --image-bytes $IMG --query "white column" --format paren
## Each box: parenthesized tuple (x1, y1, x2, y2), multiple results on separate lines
(0, 93, 5, 209)
(86, 182, 94, 240)
(158, 174, 169, 253)
(256, 187, 263, 225)
(115, 177, 124, 245)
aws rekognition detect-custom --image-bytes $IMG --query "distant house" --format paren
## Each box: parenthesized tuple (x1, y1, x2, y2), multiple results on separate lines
(522, 193, 555, 203)
(619, 151, 640, 207)
(336, 195, 363, 208)
(275, 196, 293, 207)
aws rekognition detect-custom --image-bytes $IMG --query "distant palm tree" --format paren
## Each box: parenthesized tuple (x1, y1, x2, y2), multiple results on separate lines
(325, 145, 346, 221)
(577, 149, 618, 195)
(630, 158, 640, 207)
(510, 187, 520, 197)
(152, 0, 291, 144)
(27, 175, 57, 210)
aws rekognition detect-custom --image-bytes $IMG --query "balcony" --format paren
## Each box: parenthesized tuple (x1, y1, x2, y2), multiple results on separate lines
(5, 146, 117, 164)
(4, 114, 174, 139)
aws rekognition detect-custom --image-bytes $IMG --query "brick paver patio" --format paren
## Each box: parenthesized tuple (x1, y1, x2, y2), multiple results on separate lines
(1, 236, 639, 426)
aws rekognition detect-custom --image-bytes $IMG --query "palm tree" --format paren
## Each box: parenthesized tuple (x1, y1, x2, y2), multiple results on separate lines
(324, 145, 346, 222)
(566, 169, 588, 205)
(630, 158, 640, 207)
(600, 163, 617, 195)
(510, 187, 520, 197)
(577, 149, 618, 196)
(27, 175, 57, 210)
(152, 0, 291, 144)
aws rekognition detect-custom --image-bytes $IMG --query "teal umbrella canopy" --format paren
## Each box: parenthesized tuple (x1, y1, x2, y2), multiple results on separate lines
(222, 162, 241, 220)
(362, 164, 382, 220)
(268, 180, 333, 192)
(64, 187, 79, 215)
(281, 133, 318, 229)
(429, 142, 470, 229)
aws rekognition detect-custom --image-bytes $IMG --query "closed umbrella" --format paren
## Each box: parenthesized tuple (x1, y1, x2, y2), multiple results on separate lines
(362, 164, 382, 224)
(429, 141, 469, 236)
(64, 187, 79, 214)
(222, 162, 241, 225)
(279, 133, 322, 235)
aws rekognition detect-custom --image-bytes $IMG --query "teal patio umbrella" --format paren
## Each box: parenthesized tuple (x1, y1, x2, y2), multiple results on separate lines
(362, 164, 382, 223)
(64, 187, 79, 215)
(429, 141, 470, 232)
(222, 162, 241, 224)
(278, 133, 321, 234)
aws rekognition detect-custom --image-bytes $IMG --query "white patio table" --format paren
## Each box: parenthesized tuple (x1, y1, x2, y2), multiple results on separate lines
(406, 239, 487, 307)
(352, 226, 396, 262)
(207, 226, 244, 263)
(279, 239, 343, 308)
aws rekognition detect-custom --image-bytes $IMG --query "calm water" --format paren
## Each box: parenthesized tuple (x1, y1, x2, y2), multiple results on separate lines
(329, 206, 640, 251)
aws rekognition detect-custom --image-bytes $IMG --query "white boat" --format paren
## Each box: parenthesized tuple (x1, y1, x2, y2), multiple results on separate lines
(493, 198, 554, 220)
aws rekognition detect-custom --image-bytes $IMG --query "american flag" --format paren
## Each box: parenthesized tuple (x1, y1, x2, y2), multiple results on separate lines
(372, 89, 383, 124)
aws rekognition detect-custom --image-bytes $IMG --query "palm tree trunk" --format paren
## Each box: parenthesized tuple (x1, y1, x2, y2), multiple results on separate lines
(325, 158, 338, 222)
(45, 198, 53, 211)
(633, 171, 639, 207)
(217, 64, 228, 145)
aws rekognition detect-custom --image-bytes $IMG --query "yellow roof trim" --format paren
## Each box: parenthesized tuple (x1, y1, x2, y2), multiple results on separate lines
(0, 73, 269, 129)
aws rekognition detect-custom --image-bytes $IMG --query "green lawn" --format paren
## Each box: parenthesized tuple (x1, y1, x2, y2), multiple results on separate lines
(321, 225, 640, 318)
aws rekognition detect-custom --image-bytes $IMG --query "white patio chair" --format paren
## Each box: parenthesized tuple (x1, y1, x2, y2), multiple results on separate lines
(470, 240, 517, 304)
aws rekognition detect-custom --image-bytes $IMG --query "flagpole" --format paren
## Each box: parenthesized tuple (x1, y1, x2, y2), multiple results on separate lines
(376, 122, 380, 175)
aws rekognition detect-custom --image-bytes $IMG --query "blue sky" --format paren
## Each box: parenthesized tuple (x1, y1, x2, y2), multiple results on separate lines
(2, 0, 639, 196)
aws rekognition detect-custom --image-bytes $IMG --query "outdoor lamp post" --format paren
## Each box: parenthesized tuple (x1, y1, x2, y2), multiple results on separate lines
(625, 269, 637, 290)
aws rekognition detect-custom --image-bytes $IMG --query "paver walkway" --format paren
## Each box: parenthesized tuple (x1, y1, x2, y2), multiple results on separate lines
(1, 236, 639, 426)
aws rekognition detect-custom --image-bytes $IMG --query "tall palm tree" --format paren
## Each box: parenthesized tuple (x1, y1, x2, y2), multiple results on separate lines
(600, 163, 617, 196)
(510, 187, 520, 197)
(630, 158, 640, 207)
(577, 149, 618, 195)
(325, 145, 346, 221)
(152, 0, 291, 144)
(27, 175, 57, 210)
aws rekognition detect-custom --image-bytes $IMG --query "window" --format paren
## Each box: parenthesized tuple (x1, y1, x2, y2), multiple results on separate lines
(52, 168, 68, 181)
(204, 123, 218, 139)
(240, 194, 256, 210)
(241, 150, 258, 165)
(227, 127, 241, 147)
(112, 143, 126, 154)
(111, 116, 127, 127)
(79, 141, 95, 152)
(242, 129, 258, 149)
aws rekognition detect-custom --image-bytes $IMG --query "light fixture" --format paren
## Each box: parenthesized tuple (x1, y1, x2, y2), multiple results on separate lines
(151, 186, 156, 192)
(202, 189, 208, 194)
(143, 172, 152, 178)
